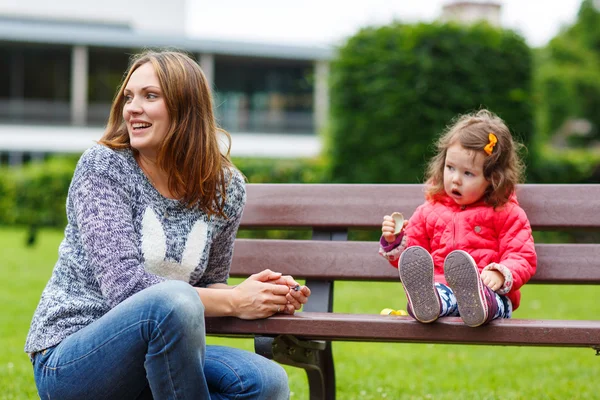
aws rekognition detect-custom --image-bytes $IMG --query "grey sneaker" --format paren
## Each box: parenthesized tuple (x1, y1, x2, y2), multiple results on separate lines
(443, 250, 494, 327)
(398, 246, 441, 323)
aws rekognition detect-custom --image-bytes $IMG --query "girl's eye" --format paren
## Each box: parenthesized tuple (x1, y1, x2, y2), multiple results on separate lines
(465, 171, 474, 177)
(446, 165, 454, 171)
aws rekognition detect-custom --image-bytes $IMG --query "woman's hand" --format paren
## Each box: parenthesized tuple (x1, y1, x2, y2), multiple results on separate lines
(231, 269, 302, 319)
(267, 274, 311, 314)
(481, 269, 505, 292)
(382, 215, 408, 244)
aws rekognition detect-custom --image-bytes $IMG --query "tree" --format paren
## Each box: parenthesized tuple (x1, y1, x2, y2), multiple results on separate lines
(328, 22, 533, 183)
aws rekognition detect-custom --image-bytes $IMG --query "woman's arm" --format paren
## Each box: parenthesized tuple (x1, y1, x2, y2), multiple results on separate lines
(194, 170, 310, 317)
(70, 165, 165, 308)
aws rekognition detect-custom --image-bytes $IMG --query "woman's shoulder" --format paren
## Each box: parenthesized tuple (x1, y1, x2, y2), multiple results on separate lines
(75, 144, 136, 179)
(222, 167, 247, 217)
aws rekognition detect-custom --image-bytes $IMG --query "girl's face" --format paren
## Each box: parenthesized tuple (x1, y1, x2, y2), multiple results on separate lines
(443, 143, 490, 206)
(122, 62, 170, 160)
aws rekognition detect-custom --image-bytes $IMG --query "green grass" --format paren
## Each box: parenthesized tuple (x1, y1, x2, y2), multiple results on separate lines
(2, 227, 599, 399)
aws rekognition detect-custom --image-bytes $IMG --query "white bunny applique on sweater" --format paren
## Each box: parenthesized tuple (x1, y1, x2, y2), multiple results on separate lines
(141, 207, 208, 282)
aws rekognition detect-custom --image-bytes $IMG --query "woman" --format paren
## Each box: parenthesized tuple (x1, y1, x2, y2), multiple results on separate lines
(25, 50, 310, 399)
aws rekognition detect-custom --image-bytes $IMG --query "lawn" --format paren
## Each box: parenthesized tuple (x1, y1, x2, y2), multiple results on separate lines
(1, 226, 599, 399)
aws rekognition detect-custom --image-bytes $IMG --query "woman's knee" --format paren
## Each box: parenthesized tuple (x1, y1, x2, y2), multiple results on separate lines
(142, 280, 205, 328)
(260, 361, 290, 400)
(205, 346, 290, 399)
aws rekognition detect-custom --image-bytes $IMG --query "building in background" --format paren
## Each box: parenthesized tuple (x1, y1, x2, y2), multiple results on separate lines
(0, 0, 332, 163)
(440, 1, 502, 27)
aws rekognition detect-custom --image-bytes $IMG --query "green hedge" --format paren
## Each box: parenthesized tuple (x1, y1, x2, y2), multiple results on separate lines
(534, 38, 600, 145)
(528, 144, 600, 183)
(328, 22, 534, 183)
(9, 158, 76, 235)
(0, 158, 76, 244)
(233, 156, 329, 183)
(0, 169, 17, 225)
(0, 156, 327, 238)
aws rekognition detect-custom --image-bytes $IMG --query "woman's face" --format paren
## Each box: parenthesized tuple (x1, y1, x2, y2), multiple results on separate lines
(122, 62, 170, 160)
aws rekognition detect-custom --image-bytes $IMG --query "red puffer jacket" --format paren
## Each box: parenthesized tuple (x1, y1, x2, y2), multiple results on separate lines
(386, 193, 536, 310)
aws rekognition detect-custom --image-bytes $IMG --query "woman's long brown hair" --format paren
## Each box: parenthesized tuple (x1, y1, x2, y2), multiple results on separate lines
(99, 50, 234, 218)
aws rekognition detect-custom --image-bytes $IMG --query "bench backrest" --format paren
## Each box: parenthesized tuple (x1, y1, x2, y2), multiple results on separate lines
(230, 184, 600, 285)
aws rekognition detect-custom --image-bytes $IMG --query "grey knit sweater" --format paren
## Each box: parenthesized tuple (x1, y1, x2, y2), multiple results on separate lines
(25, 144, 246, 353)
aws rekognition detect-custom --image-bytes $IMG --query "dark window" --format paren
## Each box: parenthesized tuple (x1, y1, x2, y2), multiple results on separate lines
(214, 56, 314, 134)
(87, 48, 136, 126)
(0, 43, 71, 124)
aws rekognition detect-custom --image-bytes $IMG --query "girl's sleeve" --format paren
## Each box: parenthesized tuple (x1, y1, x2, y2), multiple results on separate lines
(494, 205, 537, 293)
(70, 167, 165, 308)
(379, 203, 430, 268)
(195, 170, 247, 287)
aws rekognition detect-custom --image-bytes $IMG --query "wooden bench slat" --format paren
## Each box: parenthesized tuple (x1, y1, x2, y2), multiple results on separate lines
(206, 313, 600, 347)
(241, 184, 600, 229)
(231, 240, 600, 284)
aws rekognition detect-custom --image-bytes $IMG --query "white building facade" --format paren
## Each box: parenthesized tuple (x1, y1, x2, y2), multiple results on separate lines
(0, 0, 331, 163)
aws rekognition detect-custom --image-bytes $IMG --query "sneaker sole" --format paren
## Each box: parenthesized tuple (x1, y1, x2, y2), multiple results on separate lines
(399, 246, 440, 323)
(444, 250, 487, 327)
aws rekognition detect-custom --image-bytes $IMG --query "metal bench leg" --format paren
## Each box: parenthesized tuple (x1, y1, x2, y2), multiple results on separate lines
(306, 342, 335, 400)
(255, 229, 343, 399)
(255, 335, 335, 400)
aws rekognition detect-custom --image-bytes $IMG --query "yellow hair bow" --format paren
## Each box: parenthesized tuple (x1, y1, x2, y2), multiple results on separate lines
(484, 133, 497, 156)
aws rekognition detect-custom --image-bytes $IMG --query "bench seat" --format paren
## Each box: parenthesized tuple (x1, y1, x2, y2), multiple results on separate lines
(207, 314, 600, 347)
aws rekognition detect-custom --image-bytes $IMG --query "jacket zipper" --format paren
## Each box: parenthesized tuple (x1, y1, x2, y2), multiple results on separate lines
(453, 205, 467, 249)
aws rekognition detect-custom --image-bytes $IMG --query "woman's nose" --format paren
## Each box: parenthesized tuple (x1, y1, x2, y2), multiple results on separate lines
(125, 98, 142, 115)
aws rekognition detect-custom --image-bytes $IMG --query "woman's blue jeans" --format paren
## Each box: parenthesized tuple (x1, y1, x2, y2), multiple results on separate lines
(31, 280, 290, 399)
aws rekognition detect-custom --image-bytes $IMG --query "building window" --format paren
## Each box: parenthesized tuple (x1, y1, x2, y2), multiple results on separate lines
(0, 43, 71, 124)
(87, 48, 136, 126)
(213, 56, 314, 135)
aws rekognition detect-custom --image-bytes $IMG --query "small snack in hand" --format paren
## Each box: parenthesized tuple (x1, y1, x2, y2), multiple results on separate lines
(391, 212, 405, 235)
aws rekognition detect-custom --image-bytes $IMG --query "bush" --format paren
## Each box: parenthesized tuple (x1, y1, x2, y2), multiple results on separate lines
(528, 144, 600, 183)
(10, 158, 76, 244)
(328, 22, 534, 183)
(0, 169, 17, 225)
(529, 0, 600, 183)
(233, 156, 329, 183)
(534, 38, 600, 144)
(0, 155, 328, 242)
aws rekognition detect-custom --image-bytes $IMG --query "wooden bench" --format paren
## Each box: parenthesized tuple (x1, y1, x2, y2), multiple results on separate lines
(205, 184, 600, 400)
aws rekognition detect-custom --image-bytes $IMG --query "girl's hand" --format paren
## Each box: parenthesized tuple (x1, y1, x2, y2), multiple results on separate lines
(481, 269, 505, 292)
(267, 274, 311, 314)
(232, 269, 291, 319)
(381, 215, 408, 244)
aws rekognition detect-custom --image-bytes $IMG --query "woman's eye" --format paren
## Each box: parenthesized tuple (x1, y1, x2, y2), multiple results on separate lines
(124, 95, 132, 103)
(147, 93, 158, 99)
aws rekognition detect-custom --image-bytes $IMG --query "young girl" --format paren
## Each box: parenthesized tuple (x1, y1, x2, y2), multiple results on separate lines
(379, 109, 536, 327)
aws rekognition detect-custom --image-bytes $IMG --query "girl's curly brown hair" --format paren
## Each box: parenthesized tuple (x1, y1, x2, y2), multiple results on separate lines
(425, 109, 525, 208)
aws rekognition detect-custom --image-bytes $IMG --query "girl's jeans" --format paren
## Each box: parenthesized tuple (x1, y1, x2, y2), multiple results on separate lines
(31, 280, 290, 400)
